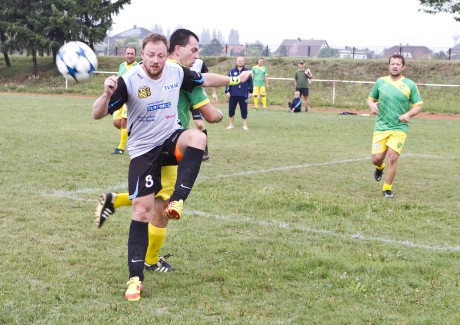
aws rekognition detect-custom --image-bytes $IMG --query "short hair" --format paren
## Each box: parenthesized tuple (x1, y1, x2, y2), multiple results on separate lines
(142, 33, 168, 51)
(168, 28, 199, 53)
(125, 47, 136, 54)
(389, 54, 405, 66)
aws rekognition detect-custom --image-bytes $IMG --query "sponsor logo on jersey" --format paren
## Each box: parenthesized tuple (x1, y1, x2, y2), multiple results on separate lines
(147, 102, 171, 111)
(138, 86, 151, 99)
(165, 114, 176, 119)
(164, 82, 179, 91)
(137, 115, 156, 123)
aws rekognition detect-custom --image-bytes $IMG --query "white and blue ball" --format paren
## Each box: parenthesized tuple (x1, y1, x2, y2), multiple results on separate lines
(56, 41, 98, 81)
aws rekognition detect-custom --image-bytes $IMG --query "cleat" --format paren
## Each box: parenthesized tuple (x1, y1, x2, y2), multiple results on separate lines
(383, 190, 394, 199)
(226, 125, 234, 130)
(112, 148, 124, 155)
(374, 167, 384, 182)
(145, 254, 174, 272)
(305, 107, 309, 112)
(242, 125, 249, 130)
(202, 150, 209, 161)
(124, 276, 143, 301)
(164, 200, 183, 220)
(94, 192, 115, 228)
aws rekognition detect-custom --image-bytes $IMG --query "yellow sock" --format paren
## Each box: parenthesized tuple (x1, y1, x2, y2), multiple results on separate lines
(118, 128, 128, 150)
(383, 183, 392, 191)
(376, 162, 385, 170)
(262, 97, 267, 108)
(113, 192, 131, 209)
(145, 224, 167, 265)
(254, 97, 259, 108)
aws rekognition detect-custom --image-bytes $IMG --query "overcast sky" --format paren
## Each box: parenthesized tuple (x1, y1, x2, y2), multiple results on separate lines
(111, 0, 460, 50)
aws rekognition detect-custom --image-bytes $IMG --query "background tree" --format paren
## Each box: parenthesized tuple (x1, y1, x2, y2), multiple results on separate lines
(201, 38, 222, 56)
(318, 47, 340, 58)
(245, 41, 265, 56)
(151, 24, 163, 34)
(419, 0, 460, 21)
(200, 28, 211, 44)
(0, 0, 130, 74)
(228, 29, 239, 45)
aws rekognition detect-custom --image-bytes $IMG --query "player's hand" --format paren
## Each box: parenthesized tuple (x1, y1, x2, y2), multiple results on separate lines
(104, 75, 117, 96)
(238, 70, 252, 82)
(226, 92, 230, 98)
(212, 93, 218, 103)
(370, 101, 379, 114)
(399, 113, 410, 123)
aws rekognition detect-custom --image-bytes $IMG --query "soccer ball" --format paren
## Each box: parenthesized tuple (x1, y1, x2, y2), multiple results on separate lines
(56, 41, 98, 81)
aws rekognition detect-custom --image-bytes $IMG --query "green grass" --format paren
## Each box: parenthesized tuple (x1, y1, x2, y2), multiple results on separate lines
(0, 93, 459, 324)
(2, 55, 460, 114)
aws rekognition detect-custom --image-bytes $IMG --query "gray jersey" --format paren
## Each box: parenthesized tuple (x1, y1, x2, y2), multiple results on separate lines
(109, 62, 203, 158)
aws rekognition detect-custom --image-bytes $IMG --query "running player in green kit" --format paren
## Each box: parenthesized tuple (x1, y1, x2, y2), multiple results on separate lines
(367, 54, 423, 199)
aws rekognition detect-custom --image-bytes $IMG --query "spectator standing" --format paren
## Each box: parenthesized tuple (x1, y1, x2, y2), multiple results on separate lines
(225, 57, 253, 130)
(367, 54, 423, 199)
(251, 58, 268, 110)
(294, 60, 313, 112)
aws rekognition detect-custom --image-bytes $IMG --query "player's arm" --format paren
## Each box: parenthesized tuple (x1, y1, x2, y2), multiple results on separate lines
(367, 97, 379, 114)
(93, 76, 127, 119)
(198, 103, 223, 123)
(399, 104, 422, 123)
(202, 71, 253, 87)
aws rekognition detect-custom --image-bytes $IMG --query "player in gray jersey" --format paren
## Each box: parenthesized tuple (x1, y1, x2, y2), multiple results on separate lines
(92, 32, 251, 301)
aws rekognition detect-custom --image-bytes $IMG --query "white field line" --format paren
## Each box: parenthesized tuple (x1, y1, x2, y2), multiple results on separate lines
(188, 210, 460, 252)
(43, 153, 458, 252)
(45, 153, 441, 199)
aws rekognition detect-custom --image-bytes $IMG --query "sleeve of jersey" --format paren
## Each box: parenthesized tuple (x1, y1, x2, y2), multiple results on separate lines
(181, 67, 204, 92)
(108, 77, 128, 115)
(190, 87, 211, 110)
(410, 83, 423, 106)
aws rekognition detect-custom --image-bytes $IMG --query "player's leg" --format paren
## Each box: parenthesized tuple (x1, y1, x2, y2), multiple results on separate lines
(125, 148, 162, 301)
(381, 131, 407, 198)
(226, 97, 237, 129)
(163, 129, 206, 220)
(192, 113, 209, 160)
(240, 97, 249, 130)
(113, 105, 128, 154)
(372, 131, 389, 183)
(253, 86, 259, 109)
(94, 192, 131, 228)
(260, 86, 267, 109)
(145, 165, 177, 272)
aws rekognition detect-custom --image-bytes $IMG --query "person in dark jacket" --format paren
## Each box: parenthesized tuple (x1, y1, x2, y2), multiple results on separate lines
(288, 90, 302, 113)
(225, 56, 253, 130)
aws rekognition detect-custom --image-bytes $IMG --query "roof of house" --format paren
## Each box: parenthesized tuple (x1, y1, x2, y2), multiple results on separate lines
(273, 39, 329, 57)
(111, 26, 152, 40)
(383, 45, 433, 59)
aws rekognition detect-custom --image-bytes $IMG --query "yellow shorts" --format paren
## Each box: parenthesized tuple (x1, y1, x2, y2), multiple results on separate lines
(113, 104, 128, 120)
(372, 130, 407, 155)
(155, 165, 178, 200)
(253, 86, 266, 96)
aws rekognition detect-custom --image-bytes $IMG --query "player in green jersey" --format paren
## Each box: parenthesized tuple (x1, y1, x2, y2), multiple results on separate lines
(112, 47, 138, 154)
(367, 54, 423, 199)
(251, 58, 268, 110)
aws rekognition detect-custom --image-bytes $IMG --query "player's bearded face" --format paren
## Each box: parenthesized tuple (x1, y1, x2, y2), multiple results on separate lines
(141, 42, 168, 79)
(389, 58, 404, 77)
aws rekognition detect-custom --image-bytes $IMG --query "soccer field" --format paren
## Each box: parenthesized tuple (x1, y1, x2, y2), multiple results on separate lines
(1, 92, 459, 324)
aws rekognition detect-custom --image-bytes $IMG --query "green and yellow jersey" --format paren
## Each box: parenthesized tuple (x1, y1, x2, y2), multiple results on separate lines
(369, 76, 423, 133)
(251, 65, 268, 86)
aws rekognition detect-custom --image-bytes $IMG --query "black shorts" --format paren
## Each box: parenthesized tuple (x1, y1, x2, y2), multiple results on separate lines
(128, 129, 184, 199)
(296, 87, 310, 97)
